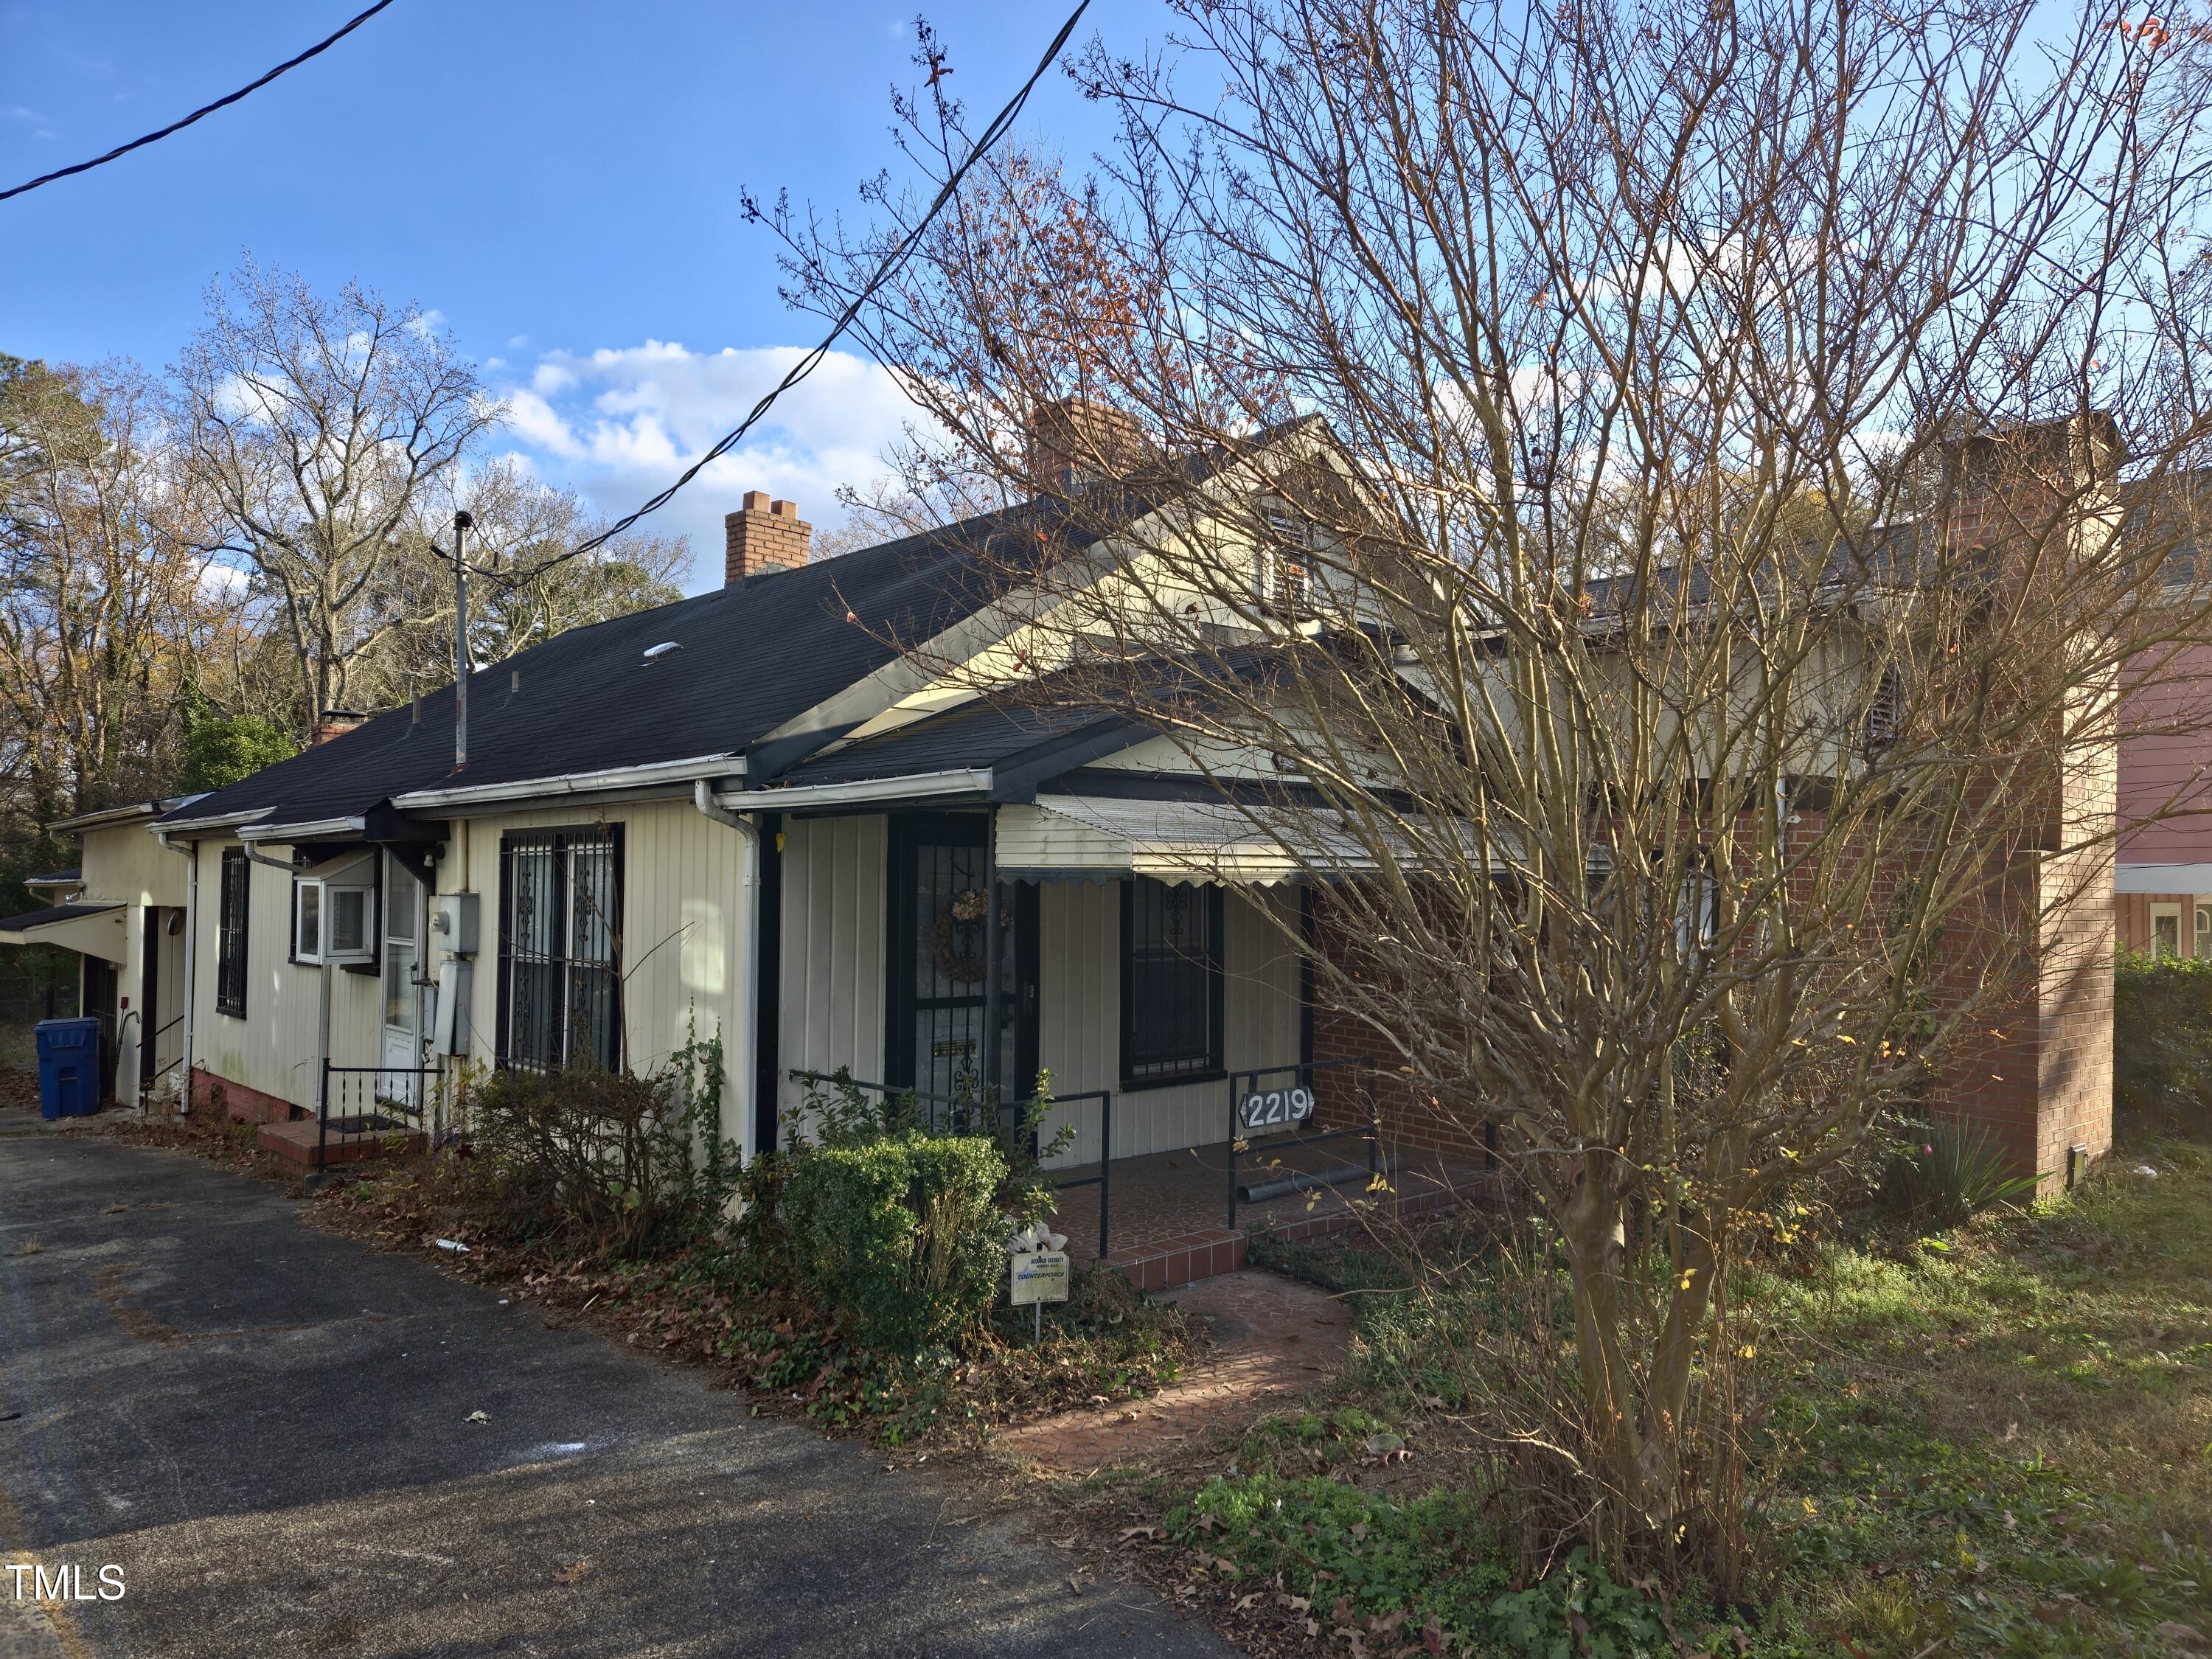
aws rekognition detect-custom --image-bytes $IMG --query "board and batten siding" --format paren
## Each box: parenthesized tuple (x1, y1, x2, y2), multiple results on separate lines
(186, 796, 754, 1147)
(188, 835, 383, 1113)
(81, 821, 185, 909)
(1032, 883, 1304, 1168)
(771, 813, 1306, 1166)
(442, 799, 754, 1147)
(776, 814, 889, 1135)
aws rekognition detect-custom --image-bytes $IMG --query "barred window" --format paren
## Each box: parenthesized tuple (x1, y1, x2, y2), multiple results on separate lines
(498, 827, 621, 1072)
(1120, 878, 1224, 1087)
(215, 846, 250, 1018)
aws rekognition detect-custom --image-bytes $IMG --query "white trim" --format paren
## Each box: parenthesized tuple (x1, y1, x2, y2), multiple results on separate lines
(2115, 862, 2212, 894)
(156, 807, 273, 834)
(50, 795, 201, 833)
(719, 768, 993, 813)
(239, 816, 366, 843)
(392, 752, 745, 810)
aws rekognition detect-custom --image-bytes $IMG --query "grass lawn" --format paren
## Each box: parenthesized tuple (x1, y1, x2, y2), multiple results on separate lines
(1135, 1138, 2212, 1657)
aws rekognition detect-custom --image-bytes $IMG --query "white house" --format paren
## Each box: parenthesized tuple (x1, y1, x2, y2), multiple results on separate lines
(14, 417, 1343, 1214)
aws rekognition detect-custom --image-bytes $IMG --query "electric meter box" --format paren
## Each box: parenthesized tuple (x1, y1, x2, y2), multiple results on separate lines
(432, 891, 479, 957)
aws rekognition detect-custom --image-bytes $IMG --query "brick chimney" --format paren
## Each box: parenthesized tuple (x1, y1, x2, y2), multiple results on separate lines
(312, 708, 366, 746)
(1027, 397, 1145, 497)
(724, 491, 812, 584)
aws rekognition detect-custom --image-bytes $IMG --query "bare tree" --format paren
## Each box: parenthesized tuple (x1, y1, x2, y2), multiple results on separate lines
(776, 1, 2212, 1572)
(174, 259, 496, 734)
(0, 357, 223, 835)
(349, 457, 689, 704)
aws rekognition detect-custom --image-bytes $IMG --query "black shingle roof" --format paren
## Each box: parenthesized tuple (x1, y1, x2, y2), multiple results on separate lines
(157, 499, 1102, 830)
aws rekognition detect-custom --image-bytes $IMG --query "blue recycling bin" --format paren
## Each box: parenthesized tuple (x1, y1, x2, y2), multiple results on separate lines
(34, 1018, 102, 1119)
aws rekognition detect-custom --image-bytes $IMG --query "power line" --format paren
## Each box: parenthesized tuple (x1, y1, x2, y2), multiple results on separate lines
(0, 1, 397, 205)
(519, 0, 1093, 582)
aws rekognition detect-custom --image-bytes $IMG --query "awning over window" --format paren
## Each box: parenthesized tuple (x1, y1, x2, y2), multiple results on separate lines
(995, 796, 1456, 886)
(0, 901, 127, 962)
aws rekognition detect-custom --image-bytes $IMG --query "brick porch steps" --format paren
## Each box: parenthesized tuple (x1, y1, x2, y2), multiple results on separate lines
(1101, 1171, 1490, 1292)
(254, 1115, 425, 1171)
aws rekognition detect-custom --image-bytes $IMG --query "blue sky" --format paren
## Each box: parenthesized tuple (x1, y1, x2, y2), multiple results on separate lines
(0, 0, 1150, 587)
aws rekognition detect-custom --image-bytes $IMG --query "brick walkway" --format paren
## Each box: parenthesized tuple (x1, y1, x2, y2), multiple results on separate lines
(995, 1269, 1354, 1471)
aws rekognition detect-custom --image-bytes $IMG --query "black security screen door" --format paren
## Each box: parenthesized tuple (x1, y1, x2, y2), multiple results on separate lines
(886, 813, 1037, 1112)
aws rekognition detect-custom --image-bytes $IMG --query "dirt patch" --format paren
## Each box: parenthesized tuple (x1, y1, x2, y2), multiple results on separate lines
(91, 1260, 316, 1347)
(996, 1270, 1354, 1472)
(93, 1262, 191, 1346)
(0, 1064, 41, 1117)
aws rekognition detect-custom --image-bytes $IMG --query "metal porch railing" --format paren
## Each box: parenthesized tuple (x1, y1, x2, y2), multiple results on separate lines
(1225, 1054, 1382, 1234)
(144, 1011, 185, 1089)
(785, 1070, 1113, 1264)
(318, 1060, 447, 1170)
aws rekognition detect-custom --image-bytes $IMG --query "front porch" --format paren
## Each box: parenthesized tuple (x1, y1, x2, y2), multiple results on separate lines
(1046, 1136, 1494, 1290)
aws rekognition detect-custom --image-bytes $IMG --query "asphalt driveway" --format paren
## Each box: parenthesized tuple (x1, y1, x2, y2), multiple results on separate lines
(0, 1130, 1225, 1658)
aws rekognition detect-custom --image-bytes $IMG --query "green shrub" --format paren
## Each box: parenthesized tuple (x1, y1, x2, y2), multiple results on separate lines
(2115, 950, 2212, 1141)
(782, 1130, 1007, 1351)
(792, 1066, 1068, 1222)
(1875, 1115, 2041, 1228)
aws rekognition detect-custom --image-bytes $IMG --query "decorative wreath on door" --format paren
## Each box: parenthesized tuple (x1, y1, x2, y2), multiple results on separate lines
(931, 887, 991, 984)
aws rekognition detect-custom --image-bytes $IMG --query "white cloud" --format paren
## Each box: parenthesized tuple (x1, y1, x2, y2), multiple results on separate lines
(487, 341, 941, 591)
(197, 562, 251, 599)
(1, 105, 47, 122)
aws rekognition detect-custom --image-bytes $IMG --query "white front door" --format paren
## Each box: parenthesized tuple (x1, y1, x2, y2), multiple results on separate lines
(382, 857, 423, 1105)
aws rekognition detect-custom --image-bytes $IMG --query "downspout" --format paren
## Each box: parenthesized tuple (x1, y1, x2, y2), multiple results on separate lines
(154, 829, 198, 1107)
(693, 780, 765, 1159)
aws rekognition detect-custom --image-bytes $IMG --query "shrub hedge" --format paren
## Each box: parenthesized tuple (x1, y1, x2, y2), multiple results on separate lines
(2114, 951, 2212, 1141)
(781, 1130, 1008, 1351)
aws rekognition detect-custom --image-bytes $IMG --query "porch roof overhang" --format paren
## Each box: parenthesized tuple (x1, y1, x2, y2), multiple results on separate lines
(0, 901, 128, 962)
(995, 794, 1453, 886)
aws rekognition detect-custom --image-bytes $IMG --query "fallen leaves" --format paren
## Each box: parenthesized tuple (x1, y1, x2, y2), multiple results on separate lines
(552, 1558, 591, 1586)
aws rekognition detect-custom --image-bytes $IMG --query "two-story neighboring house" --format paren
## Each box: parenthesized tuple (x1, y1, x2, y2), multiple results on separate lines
(2115, 640, 2212, 956)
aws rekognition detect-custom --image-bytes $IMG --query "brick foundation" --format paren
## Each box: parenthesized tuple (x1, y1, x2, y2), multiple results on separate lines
(189, 1066, 299, 1126)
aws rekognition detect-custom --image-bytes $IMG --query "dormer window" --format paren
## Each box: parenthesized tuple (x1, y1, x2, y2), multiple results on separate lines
(1254, 497, 1318, 617)
(1863, 664, 1902, 753)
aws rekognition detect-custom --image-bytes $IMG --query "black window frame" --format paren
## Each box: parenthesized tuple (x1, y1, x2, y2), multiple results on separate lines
(1119, 877, 1225, 1091)
(215, 846, 249, 1019)
(495, 824, 625, 1073)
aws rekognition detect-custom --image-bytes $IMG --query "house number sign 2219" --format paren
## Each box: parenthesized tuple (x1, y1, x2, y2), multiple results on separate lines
(1238, 1085, 1315, 1130)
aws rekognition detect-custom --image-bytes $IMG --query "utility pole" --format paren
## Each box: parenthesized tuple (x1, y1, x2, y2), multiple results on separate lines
(451, 509, 473, 772)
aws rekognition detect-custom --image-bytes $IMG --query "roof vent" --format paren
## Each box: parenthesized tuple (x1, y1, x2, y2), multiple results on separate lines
(642, 641, 682, 664)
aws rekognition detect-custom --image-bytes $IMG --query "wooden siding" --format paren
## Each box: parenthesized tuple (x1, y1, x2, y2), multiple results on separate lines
(189, 836, 384, 1113)
(1032, 883, 1304, 1167)
(778, 814, 890, 1134)
(444, 799, 754, 1145)
(2115, 890, 2212, 956)
(772, 816, 1307, 1166)
(2121, 642, 2212, 863)
(80, 821, 185, 907)
(187, 797, 755, 1146)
